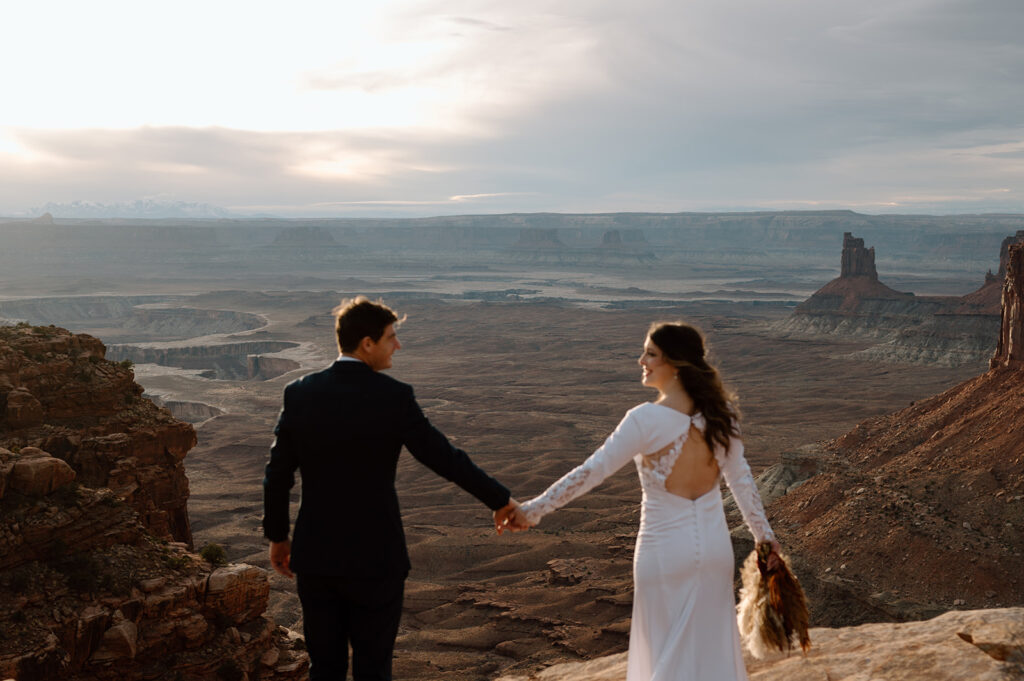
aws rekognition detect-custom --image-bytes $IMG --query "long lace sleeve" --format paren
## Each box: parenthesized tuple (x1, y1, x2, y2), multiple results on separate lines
(716, 435, 776, 544)
(520, 409, 646, 525)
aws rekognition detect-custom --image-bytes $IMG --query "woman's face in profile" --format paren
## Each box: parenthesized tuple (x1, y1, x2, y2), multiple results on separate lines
(639, 336, 674, 390)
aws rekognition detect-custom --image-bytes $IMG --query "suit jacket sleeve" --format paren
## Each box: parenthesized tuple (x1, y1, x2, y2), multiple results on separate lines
(262, 384, 300, 542)
(401, 386, 510, 511)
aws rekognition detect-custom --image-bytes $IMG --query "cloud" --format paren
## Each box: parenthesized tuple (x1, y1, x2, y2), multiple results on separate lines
(2, 0, 1024, 216)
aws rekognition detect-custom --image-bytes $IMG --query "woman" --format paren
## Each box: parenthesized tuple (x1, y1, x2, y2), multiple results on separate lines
(519, 321, 780, 681)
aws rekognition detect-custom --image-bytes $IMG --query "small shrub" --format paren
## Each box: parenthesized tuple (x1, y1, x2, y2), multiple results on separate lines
(163, 554, 190, 570)
(98, 494, 123, 508)
(119, 359, 134, 369)
(199, 543, 228, 567)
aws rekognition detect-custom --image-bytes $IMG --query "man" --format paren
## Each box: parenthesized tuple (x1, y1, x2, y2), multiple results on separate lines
(263, 296, 526, 681)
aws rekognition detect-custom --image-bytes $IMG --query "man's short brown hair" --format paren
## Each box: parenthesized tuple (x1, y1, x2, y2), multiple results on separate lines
(333, 297, 402, 353)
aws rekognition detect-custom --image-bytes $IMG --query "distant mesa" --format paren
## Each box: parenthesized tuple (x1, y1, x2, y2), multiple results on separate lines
(776, 231, 1007, 367)
(601, 228, 651, 251)
(800, 232, 912, 313)
(513, 228, 565, 250)
(31, 212, 54, 225)
(512, 227, 654, 262)
(272, 225, 340, 247)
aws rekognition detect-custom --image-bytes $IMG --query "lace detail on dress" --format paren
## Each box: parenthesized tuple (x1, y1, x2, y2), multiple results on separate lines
(637, 412, 706, 491)
(520, 406, 648, 526)
(520, 461, 596, 525)
(717, 437, 776, 544)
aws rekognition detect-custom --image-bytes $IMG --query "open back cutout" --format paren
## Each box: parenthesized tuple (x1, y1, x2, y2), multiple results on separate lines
(643, 423, 721, 500)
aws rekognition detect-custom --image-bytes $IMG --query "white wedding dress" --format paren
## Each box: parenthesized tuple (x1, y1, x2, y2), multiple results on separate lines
(520, 403, 775, 681)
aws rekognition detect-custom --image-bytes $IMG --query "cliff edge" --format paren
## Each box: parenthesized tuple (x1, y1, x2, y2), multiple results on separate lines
(0, 325, 308, 681)
(494, 608, 1024, 681)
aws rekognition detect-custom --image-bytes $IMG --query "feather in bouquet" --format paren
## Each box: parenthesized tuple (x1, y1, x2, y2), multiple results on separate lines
(736, 542, 810, 659)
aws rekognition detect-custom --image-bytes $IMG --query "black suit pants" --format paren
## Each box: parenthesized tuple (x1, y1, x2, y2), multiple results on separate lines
(296, 573, 405, 681)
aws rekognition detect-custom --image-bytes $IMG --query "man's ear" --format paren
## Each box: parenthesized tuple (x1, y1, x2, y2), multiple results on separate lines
(359, 335, 375, 353)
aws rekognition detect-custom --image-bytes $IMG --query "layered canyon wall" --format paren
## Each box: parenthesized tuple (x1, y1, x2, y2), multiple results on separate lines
(0, 325, 308, 681)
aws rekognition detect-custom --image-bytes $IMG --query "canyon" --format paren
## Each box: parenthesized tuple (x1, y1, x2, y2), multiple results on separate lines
(2, 211, 1023, 680)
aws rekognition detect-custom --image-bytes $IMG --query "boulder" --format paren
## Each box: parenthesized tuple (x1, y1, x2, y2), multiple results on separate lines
(204, 564, 270, 624)
(90, 621, 138, 662)
(8, 448, 76, 496)
(5, 388, 43, 429)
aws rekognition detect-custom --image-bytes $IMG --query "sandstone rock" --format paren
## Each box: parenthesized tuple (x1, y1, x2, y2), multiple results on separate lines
(90, 621, 138, 662)
(996, 230, 1024, 279)
(5, 387, 43, 429)
(0, 457, 11, 499)
(261, 647, 281, 667)
(1, 326, 197, 544)
(0, 326, 296, 681)
(495, 608, 1024, 681)
(778, 233, 1002, 367)
(205, 564, 270, 624)
(991, 242, 1024, 369)
(839, 232, 878, 279)
(8, 449, 76, 495)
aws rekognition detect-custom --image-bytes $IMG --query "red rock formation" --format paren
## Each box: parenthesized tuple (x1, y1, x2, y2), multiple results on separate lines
(766, 260, 1024, 623)
(991, 242, 1024, 369)
(0, 325, 195, 545)
(795, 233, 911, 315)
(965, 231, 1024, 314)
(839, 232, 878, 279)
(0, 327, 309, 680)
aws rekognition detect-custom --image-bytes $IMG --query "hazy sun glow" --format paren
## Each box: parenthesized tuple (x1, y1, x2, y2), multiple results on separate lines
(2, 0, 1023, 216)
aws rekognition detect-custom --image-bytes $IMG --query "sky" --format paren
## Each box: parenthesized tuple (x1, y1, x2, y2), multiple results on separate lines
(2, 0, 1023, 218)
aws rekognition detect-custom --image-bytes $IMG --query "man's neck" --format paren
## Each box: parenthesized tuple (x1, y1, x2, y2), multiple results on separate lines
(338, 353, 367, 364)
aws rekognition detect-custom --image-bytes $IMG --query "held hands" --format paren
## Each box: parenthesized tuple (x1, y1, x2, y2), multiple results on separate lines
(494, 498, 532, 535)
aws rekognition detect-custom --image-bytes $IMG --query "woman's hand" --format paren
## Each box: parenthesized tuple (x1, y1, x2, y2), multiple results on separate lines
(494, 498, 533, 534)
(766, 539, 783, 572)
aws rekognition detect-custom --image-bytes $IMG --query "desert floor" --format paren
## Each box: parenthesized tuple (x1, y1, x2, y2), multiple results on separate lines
(137, 292, 980, 681)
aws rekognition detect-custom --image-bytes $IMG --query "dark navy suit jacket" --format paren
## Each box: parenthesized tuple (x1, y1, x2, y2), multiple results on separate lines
(262, 359, 510, 579)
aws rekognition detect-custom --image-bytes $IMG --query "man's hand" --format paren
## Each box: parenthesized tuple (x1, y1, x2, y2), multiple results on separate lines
(269, 540, 294, 578)
(494, 498, 531, 534)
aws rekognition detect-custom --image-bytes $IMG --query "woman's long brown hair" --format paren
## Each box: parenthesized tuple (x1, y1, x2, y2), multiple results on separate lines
(648, 321, 740, 455)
